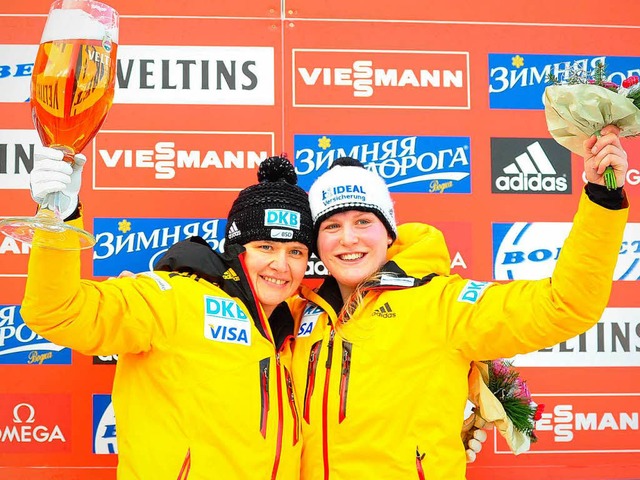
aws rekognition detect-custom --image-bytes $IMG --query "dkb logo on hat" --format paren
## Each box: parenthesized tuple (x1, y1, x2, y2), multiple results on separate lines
(264, 209, 301, 230)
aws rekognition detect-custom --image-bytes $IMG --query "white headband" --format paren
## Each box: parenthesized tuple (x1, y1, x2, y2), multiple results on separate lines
(308, 163, 397, 239)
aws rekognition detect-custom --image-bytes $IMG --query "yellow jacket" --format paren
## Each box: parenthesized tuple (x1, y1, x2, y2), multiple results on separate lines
(289, 192, 628, 480)
(21, 227, 301, 480)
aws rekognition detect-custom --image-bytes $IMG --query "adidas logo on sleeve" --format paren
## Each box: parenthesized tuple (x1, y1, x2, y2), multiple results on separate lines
(372, 302, 396, 318)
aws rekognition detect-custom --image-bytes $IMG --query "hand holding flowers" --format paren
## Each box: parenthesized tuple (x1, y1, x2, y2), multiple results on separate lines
(543, 62, 639, 189)
(465, 359, 543, 455)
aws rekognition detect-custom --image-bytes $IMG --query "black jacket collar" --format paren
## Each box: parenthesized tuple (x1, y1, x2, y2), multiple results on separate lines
(153, 236, 293, 349)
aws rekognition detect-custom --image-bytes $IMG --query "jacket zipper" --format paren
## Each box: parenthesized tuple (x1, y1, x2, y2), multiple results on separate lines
(284, 365, 300, 445)
(176, 448, 191, 480)
(303, 340, 323, 423)
(416, 447, 426, 480)
(259, 357, 270, 438)
(269, 353, 285, 480)
(322, 327, 335, 480)
(338, 341, 352, 423)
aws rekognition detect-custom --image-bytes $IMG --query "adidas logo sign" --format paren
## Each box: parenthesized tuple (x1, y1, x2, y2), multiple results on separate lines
(492, 139, 570, 193)
(227, 221, 241, 239)
(372, 302, 396, 318)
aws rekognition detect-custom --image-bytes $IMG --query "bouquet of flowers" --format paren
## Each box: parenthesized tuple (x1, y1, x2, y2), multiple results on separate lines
(543, 62, 640, 189)
(465, 359, 544, 455)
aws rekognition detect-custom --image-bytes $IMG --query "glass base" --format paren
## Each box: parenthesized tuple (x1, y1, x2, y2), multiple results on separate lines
(0, 212, 95, 251)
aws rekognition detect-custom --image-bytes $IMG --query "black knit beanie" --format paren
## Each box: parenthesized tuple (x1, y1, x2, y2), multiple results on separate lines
(225, 156, 313, 251)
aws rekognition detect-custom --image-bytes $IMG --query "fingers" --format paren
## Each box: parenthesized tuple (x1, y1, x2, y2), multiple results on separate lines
(600, 124, 621, 136)
(583, 125, 621, 158)
(468, 438, 483, 453)
(591, 144, 624, 175)
(465, 448, 477, 464)
(33, 158, 74, 176)
(34, 145, 65, 162)
(583, 125, 628, 186)
(108, 270, 135, 281)
(583, 134, 597, 153)
(31, 159, 73, 196)
(73, 153, 87, 168)
(591, 131, 623, 155)
(473, 428, 488, 442)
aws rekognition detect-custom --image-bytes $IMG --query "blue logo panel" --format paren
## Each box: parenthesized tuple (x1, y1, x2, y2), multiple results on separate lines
(93, 394, 117, 454)
(92, 218, 227, 277)
(488, 54, 640, 110)
(294, 134, 471, 193)
(0, 305, 71, 365)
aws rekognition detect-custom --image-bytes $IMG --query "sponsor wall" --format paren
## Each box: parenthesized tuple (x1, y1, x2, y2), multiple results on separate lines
(0, 1, 639, 478)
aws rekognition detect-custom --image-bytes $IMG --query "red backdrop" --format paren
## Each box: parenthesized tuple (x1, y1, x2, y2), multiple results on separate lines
(0, 1, 638, 478)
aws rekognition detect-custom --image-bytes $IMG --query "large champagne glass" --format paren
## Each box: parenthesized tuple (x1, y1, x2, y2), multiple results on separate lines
(0, 0, 118, 250)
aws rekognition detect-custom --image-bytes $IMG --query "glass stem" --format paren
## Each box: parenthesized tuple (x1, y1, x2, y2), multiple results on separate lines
(39, 192, 64, 219)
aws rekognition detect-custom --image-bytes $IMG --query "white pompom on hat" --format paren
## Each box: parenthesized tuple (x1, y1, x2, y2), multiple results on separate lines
(308, 157, 397, 240)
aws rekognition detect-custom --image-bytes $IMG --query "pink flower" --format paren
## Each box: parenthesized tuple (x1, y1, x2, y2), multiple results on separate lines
(491, 359, 510, 377)
(515, 378, 531, 400)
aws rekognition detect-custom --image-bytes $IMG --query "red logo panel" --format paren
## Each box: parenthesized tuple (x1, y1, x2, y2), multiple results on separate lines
(495, 393, 640, 454)
(293, 49, 469, 109)
(0, 394, 72, 453)
(92, 130, 275, 191)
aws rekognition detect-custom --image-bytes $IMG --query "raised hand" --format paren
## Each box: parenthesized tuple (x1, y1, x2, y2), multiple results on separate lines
(30, 145, 86, 220)
(583, 125, 629, 188)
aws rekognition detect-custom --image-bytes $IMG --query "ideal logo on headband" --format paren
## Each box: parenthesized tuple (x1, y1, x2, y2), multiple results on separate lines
(321, 184, 367, 206)
(264, 209, 301, 230)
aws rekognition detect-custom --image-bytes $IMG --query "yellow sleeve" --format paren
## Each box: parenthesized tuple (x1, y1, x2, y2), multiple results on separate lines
(448, 191, 629, 360)
(20, 217, 176, 356)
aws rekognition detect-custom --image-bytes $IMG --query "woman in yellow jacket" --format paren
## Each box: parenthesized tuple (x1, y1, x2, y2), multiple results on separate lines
(21, 155, 313, 480)
(289, 125, 630, 480)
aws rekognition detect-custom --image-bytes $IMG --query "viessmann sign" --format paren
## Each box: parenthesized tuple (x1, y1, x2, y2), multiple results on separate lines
(293, 49, 470, 109)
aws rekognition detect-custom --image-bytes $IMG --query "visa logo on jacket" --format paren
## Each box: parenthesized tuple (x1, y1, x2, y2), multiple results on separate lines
(297, 303, 322, 337)
(204, 296, 251, 346)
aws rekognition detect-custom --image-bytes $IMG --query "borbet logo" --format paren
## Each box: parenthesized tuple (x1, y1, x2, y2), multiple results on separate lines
(92, 130, 274, 191)
(491, 138, 571, 194)
(494, 394, 640, 453)
(93, 394, 117, 454)
(0, 394, 71, 452)
(493, 222, 640, 281)
(293, 49, 469, 109)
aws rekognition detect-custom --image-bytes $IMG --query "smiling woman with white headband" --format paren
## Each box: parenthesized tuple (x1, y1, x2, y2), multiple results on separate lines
(288, 125, 630, 480)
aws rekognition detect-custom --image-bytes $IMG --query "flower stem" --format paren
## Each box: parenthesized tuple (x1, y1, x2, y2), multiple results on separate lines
(594, 130, 617, 190)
